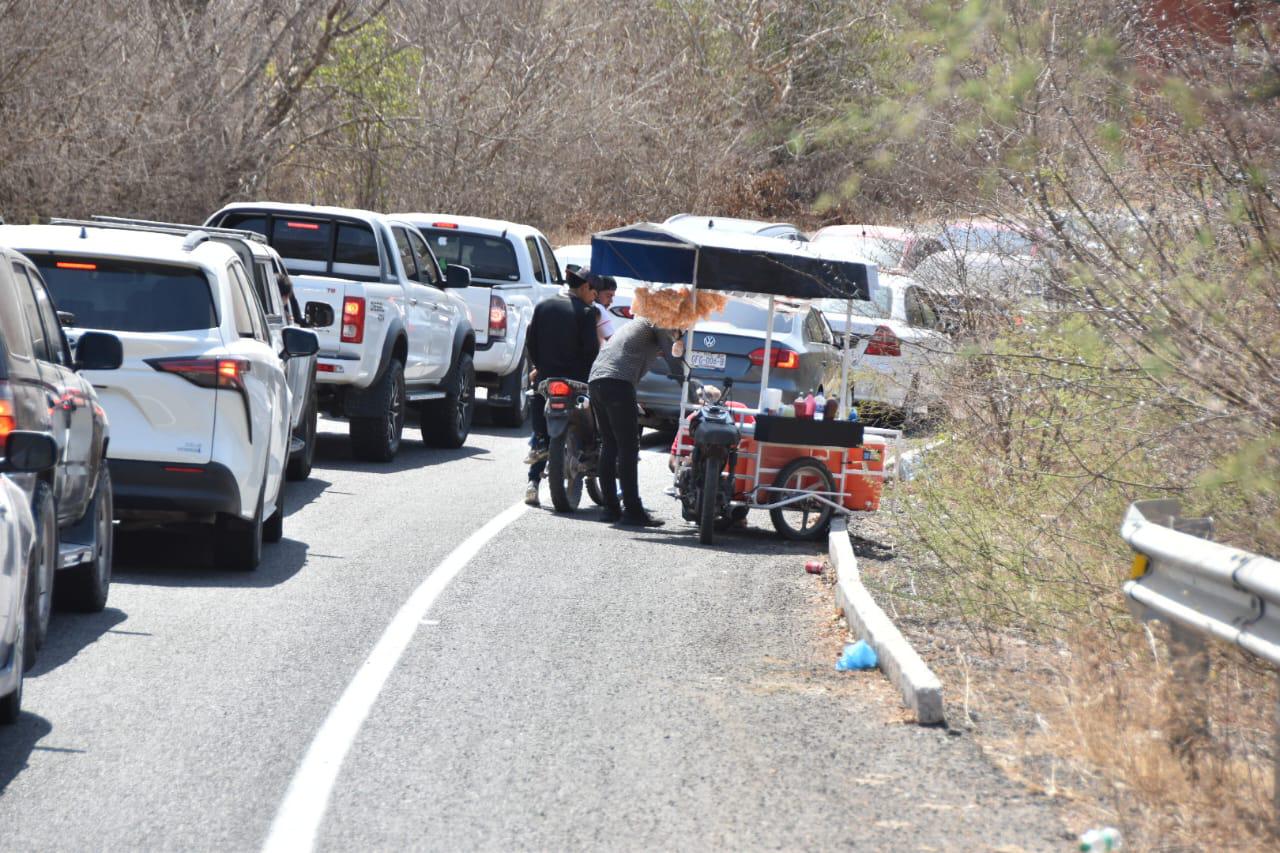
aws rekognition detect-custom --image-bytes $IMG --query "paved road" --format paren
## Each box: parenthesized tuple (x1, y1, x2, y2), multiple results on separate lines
(0, 417, 1063, 850)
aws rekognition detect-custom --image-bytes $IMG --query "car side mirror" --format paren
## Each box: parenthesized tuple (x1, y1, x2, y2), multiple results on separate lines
(57, 310, 77, 327)
(445, 264, 472, 289)
(3, 431, 58, 472)
(74, 331, 123, 371)
(282, 327, 319, 359)
(303, 302, 335, 328)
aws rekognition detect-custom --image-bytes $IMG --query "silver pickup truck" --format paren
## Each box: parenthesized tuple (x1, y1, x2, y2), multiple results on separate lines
(206, 203, 479, 461)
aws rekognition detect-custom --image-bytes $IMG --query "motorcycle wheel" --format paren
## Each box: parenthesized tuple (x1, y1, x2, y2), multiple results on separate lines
(586, 477, 605, 506)
(548, 428, 584, 513)
(698, 455, 723, 546)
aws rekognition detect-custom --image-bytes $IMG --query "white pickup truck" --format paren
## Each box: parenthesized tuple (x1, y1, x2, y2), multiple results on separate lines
(206, 203, 479, 460)
(395, 214, 563, 426)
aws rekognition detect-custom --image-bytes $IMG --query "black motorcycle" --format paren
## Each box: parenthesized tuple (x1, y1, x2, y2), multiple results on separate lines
(538, 377, 603, 512)
(676, 379, 743, 545)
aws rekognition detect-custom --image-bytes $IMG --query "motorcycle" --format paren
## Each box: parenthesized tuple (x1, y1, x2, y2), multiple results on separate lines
(675, 378, 743, 545)
(538, 377, 603, 513)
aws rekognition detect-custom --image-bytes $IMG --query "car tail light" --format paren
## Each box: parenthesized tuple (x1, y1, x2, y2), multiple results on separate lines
(432, 222, 459, 229)
(56, 261, 98, 271)
(341, 297, 365, 344)
(610, 305, 633, 319)
(148, 357, 254, 439)
(864, 325, 901, 357)
(747, 347, 800, 369)
(285, 221, 321, 231)
(0, 382, 14, 454)
(488, 294, 508, 339)
(547, 380, 572, 397)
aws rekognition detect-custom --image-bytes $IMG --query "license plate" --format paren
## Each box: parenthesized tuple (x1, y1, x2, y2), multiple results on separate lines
(689, 351, 726, 370)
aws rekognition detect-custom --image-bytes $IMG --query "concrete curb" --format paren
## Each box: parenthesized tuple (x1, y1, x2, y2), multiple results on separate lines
(829, 519, 945, 724)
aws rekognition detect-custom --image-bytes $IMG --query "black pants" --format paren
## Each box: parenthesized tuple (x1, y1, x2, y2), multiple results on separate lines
(589, 378, 641, 514)
(528, 392, 547, 483)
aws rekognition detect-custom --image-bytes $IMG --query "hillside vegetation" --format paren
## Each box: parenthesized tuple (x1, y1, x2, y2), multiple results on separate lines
(2, 0, 1276, 847)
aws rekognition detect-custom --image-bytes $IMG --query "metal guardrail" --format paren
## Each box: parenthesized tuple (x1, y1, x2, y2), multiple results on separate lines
(1122, 499, 1280, 667)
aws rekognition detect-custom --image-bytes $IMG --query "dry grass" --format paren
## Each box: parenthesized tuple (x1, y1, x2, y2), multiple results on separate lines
(853, 504, 1278, 851)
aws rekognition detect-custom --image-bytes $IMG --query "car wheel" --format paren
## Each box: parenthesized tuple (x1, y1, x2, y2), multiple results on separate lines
(421, 353, 474, 448)
(350, 359, 405, 462)
(24, 482, 56, 665)
(491, 351, 530, 428)
(0, 578, 26, 724)
(263, 476, 284, 544)
(286, 388, 318, 481)
(58, 468, 113, 613)
(215, 484, 264, 571)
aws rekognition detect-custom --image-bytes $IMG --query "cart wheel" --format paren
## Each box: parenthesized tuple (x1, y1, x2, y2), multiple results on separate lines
(769, 458, 837, 541)
(698, 455, 724, 546)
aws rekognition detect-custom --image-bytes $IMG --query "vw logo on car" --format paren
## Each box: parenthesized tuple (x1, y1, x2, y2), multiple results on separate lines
(703, 335, 716, 349)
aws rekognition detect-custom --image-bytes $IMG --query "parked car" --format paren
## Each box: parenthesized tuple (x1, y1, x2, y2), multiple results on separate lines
(909, 218, 1047, 303)
(206, 203, 477, 457)
(815, 272, 951, 420)
(663, 214, 807, 242)
(2, 223, 316, 570)
(0, 431, 60, 723)
(634, 297, 842, 429)
(395, 213, 560, 426)
(809, 224, 944, 272)
(0, 245, 121, 660)
(82, 217, 321, 480)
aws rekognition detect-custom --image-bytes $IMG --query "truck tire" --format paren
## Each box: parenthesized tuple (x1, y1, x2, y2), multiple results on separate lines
(421, 353, 474, 449)
(350, 359, 405, 462)
(57, 468, 113, 613)
(491, 350, 530, 428)
(286, 388, 318, 481)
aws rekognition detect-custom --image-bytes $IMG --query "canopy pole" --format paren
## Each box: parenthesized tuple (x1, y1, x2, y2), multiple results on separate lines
(840, 297, 852, 418)
(760, 294, 776, 410)
(676, 250, 700, 479)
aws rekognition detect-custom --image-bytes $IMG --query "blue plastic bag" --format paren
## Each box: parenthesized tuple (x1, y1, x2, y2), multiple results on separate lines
(835, 640, 878, 671)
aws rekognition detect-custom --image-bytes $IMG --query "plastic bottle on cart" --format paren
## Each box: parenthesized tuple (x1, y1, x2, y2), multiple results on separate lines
(847, 406, 860, 423)
(824, 394, 839, 420)
(814, 394, 826, 420)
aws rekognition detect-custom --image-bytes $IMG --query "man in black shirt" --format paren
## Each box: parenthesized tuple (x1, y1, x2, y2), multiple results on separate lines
(524, 268, 600, 506)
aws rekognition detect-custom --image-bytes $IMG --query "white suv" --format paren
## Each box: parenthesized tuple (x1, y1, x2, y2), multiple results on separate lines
(0, 224, 318, 570)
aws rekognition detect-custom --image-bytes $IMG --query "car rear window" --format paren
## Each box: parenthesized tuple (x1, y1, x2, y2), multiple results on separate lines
(421, 229, 520, 282)
(271, 218, 332, 262)
(29, 256, 217, 332)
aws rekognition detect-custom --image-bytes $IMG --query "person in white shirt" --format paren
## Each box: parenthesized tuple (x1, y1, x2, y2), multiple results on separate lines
(593, 275, 617, 344)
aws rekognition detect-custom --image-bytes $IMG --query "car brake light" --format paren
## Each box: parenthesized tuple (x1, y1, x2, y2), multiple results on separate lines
(432, 222, 459, 229)
(0, 383, 14, 454)
(286, 221, 320, 231)
(341, 297, 365, 344)
(747, 347, 800, 369)
(864, 325, 901, 357)
(147, 357, 254, 439)
(611, 305, 633, 319)
(56, 261, 98, 271)
(547, 380, 572, 397)
(488, 294, 508, 339)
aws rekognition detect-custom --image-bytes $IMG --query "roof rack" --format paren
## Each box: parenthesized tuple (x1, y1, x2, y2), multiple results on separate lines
(47, 216, 268, 244)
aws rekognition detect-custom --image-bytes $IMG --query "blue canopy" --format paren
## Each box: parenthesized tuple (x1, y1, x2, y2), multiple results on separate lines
(590, 221, 872, 300)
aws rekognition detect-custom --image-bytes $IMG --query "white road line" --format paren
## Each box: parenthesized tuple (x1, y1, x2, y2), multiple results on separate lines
(262, 501, 529, 853)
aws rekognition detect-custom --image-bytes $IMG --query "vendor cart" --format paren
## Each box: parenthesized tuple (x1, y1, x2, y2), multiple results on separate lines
(591, 222, 902, 543)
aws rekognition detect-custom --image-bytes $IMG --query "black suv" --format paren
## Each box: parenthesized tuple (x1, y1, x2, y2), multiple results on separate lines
(0, 245, 121, 663)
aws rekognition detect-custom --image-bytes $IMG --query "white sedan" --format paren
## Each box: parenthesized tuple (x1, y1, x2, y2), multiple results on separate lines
(816, 273, 951, 420)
